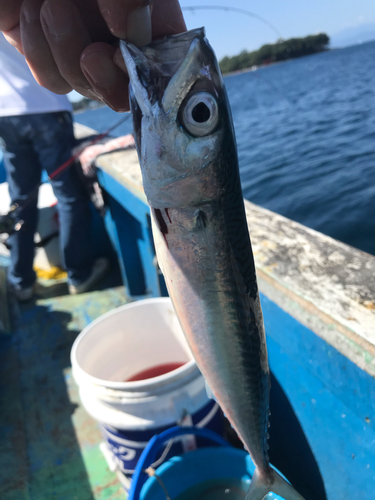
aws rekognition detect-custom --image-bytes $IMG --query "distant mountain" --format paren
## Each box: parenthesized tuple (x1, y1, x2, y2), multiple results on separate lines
(330, 24, 375, 48)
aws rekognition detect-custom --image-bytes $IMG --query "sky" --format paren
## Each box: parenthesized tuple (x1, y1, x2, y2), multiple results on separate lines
(181, 0, 375, 59)
(69, 0, 375, 102)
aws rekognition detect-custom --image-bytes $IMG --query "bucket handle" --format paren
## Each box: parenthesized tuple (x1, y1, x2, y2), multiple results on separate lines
(128, 425, 230, 500)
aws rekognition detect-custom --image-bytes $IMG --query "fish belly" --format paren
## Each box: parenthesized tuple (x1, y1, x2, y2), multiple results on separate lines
(150, 203, 270, 473)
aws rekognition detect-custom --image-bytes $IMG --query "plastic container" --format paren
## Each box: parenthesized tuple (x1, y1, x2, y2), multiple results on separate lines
(129, 426, 284, 500)
(71, 298, 222, 475)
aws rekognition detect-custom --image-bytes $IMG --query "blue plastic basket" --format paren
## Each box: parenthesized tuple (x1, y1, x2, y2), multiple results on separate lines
(128, 426, 228, 500)
(128, 426, 284, 500)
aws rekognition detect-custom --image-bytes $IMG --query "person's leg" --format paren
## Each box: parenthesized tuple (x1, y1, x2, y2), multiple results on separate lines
(30, 111, 96, 286)
(0, 116, 41, 290)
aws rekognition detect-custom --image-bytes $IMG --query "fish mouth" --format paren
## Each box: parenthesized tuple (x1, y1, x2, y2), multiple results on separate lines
(120, 28, 206, 106)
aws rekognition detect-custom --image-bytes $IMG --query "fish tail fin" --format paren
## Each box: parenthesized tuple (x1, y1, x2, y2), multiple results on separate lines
(245, 467, 306, 500)
(268, 467, 306, 500)
(244, 468, 269, 500)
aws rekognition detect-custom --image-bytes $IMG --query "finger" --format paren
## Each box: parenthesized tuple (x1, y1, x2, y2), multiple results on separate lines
(97, 0, 152, 46)
(0, 0, 24, 31)
(98, 0, 186, 47)
(151, 0, 186, 38)
(113, 47, 127, 75)
(68, 0, 114, 44)
(20, 0, 72, 94)
(40, 0, 98, 99)
(3, 25, 24, 54)
(110, 0, 186, 73)
(81, 43, 130, 112)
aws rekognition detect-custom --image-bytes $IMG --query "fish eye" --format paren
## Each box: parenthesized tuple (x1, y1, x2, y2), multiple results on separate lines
(181, 91, 219, 137)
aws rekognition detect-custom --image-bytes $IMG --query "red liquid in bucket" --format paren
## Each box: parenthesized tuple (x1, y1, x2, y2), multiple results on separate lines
(126, 362, 185, 382)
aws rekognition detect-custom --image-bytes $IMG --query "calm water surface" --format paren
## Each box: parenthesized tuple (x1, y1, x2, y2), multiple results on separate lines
(76, 41, 375, 255)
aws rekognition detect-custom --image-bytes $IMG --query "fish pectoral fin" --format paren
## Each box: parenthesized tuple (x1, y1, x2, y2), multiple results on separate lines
(245, 468, 306, 500)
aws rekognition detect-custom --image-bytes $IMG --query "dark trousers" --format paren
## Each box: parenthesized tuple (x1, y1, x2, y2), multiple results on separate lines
(0, 111, 94, 288)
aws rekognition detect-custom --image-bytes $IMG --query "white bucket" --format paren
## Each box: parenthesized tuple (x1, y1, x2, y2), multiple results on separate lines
(71, 297, 222, 475)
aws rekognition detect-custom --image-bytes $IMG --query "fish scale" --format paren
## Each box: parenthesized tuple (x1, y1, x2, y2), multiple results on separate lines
(121, 27, 306, 500)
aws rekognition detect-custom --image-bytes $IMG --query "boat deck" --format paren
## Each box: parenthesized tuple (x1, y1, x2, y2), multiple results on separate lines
(0, 264, 128, 500)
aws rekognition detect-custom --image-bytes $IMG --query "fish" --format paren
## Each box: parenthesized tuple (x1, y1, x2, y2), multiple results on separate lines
(121, 28, 306, 500)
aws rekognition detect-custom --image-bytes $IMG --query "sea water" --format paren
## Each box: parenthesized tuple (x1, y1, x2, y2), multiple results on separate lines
(75, 41, 375, 255)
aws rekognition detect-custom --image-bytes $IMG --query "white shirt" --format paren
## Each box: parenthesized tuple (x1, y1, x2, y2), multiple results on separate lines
(0, 34, 72, 117)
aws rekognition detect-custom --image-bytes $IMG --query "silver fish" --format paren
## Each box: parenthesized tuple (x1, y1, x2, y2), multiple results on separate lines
(121, 28, 306, 500)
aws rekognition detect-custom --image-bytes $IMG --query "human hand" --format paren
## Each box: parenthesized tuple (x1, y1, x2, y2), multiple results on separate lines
(1, 0, 186, 111)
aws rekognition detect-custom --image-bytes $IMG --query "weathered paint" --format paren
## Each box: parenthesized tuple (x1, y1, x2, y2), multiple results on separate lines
(262, 293, 375, 499)
(96, 151, 167, 298)
(73, 122, 97, 140)
(0, 281, 128, 500)
(96, 150, 146, 206)
(244, 202, 375, 377)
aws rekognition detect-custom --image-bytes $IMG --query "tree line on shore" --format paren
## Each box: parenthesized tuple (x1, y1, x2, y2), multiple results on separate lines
(219, 33, 330, 74)
(72, 97, 104, 112)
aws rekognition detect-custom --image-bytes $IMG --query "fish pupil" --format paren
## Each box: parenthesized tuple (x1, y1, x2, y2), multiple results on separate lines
(192, 102, 211, 123)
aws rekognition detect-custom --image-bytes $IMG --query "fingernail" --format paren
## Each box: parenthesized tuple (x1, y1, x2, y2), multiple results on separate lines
(126, 5, 152, 47)
(41, 0, 76, 36)
(81, 51, 119, 89)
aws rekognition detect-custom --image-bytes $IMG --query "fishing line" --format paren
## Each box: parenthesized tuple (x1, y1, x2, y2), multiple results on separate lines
(142, 411, 196, 500)
(149, 438, 176, 469)
(49, 113, 130, 181)
(142, 439, 175, 500)
(0, 113, 130, 235)
(182, 5, 282, 40)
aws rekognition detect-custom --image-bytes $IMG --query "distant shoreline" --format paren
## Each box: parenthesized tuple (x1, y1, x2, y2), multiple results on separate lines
(222, 49, 329, 77)
(219, 33, 330, 76)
